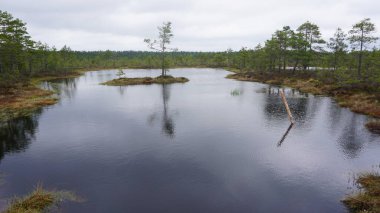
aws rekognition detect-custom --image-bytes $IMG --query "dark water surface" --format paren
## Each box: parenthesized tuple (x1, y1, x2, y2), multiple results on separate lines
(0, 68, 379, 212)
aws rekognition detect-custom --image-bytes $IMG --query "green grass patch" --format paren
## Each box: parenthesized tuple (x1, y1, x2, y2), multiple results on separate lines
(101, 75, 189, 86)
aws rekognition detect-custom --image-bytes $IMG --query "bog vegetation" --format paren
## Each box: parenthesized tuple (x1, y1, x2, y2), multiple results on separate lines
(1, 10, 379, 89)
(102, 21, 189, 85)
(102, 75, 189, 86)
(0, 10, 379, 119)
(1, 9, 380, 212)
(3, 184, 81, 213)
(342, 173, 380, 213)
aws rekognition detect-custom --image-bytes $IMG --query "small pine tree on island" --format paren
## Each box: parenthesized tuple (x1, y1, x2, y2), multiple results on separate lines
(116, 69, 125, 78)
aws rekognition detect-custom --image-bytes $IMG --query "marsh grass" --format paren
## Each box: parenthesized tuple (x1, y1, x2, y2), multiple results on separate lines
(0, 84, 58, 122)
(4, 184, 82, 213)
(230, 89, 243, 96)
(342, 173, 380, 213)
(226, 72, 380, 118)
(101, 75, 189, 86)
(365, 120, 380, 134)
(0, 71, 83, 123)
(336, 94, 380, 118)
(30, 72, 82, 84)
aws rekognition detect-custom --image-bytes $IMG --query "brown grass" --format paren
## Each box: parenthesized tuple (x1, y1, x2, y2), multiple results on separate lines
(365, 120, 380, 134)
(226, 72, 380, 118)
(4, 185, 81, 213)
(0, 84, 57, 122)
(283, 78, 324, 95)
(342, 173, 380, 213)
(31, 71, 82, 83)
(4, 187, 54, 213)
(0, 71, 84, 122)
(336, 94, 380, 118)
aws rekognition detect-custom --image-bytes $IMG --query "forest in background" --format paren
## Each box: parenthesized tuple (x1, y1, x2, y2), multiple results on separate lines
(2, 9, 380, 213)
(1, 10, 380, 91)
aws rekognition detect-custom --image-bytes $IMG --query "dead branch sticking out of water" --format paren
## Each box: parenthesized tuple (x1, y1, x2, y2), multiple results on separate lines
(280, 90, 295, 124)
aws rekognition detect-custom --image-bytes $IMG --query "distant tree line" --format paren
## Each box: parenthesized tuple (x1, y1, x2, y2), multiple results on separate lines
(1, 10, 380, 89)
(226, 19, 380, 88)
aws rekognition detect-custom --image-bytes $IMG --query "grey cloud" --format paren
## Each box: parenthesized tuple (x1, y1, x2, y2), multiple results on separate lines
(1, 0, 379, 51)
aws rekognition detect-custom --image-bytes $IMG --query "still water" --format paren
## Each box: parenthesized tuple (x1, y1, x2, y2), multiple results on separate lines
(0, 68, 379, 212)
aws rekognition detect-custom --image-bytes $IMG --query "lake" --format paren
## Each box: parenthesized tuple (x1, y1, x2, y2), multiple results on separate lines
(0, 68, 379, 212)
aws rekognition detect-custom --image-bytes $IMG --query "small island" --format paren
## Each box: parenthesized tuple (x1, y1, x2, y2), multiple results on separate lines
(102, 22, 189, 87)
(101, 75, 189, 86)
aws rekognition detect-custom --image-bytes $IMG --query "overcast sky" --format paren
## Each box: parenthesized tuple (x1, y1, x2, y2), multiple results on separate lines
(1, 0, 379, 51)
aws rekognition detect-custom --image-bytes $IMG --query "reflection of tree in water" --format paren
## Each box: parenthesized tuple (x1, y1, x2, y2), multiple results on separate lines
(338, 114, 364, 158)
(0, 109, 42, 161)
(40, 78, 78, 100)
(263, 87, 286, 120)
(117, 86, 127, 96)
(59, 78, 77, 100)
(161, 84, 175, 137)
(262, 85, 374, 157)
(148, 84, 175, 138)
(327, 101, 344, 134)
(312, 97, 368, 158)
(263, 86, 310, 124)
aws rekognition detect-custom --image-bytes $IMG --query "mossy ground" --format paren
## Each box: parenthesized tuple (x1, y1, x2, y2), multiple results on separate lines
(0, 72, 82, 122)
(226, 72, 380, 118)
(4, 185, 81, 213)
(0, 84, 57, 122)
(365, 120, 380, 134)
(30, 71, 82, 84)
(342, 173, 380, 213)
(101, 75, 189, 86)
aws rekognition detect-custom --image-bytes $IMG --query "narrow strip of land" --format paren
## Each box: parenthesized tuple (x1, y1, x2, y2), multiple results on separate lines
(101, 75, 189, 86)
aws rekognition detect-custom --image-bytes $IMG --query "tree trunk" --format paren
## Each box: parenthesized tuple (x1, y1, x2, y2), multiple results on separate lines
(292, 59, 299, 74)
(29, 59, 33, 74)
(358, 30, 364, 80)
(10, 54, 15, 72)
(161, 52, 165, 76)
(358, 47, 363, 80)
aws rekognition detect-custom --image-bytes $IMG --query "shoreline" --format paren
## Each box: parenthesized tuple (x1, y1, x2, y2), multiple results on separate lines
(0, 68, 191, 122)
(225, 71, 380, 120)
(101, 75, 189, 86)
(1, 67, 380, 125)
(0, 71, 83, 123)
